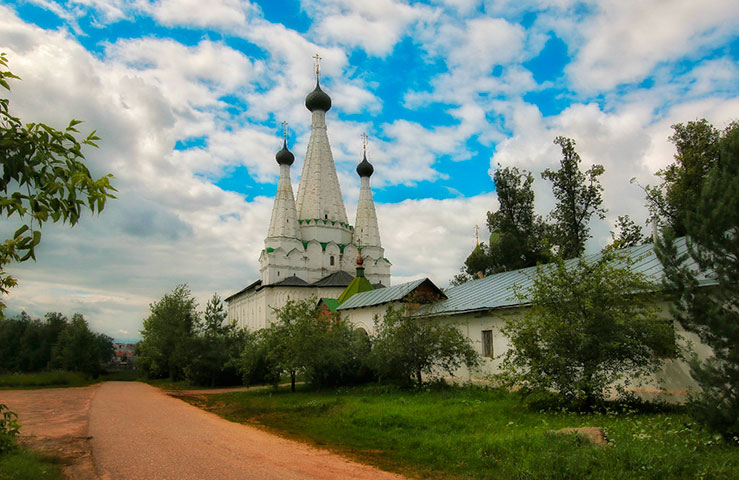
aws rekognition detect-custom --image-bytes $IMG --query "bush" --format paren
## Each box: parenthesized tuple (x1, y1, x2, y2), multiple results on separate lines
(368, 306, 480, 387)
(0, 404, 19, 454)
(499, 250, 675, 410)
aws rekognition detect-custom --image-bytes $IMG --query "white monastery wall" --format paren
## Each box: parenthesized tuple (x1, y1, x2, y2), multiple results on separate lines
(432, 301, 707, 400)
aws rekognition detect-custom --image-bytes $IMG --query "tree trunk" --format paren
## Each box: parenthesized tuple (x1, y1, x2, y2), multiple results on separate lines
(290, 371, 296, 392)
(415, 369, 422, 387)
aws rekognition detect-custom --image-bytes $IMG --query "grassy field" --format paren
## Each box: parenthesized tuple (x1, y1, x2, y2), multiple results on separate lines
(190, 384, 738, 480)
(0, 449, 63, 480)
(0, 371, 139, 389)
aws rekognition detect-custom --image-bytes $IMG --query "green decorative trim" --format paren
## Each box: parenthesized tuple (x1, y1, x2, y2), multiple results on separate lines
(339, 244, 346, 253)
(298, 219, 304, 224)
(302, 241, 309, 249)
(323, 219, 328, 225)
(266, 247, 275, 253)
(320, 242, 328, 251)
(331, 221, 336, 225)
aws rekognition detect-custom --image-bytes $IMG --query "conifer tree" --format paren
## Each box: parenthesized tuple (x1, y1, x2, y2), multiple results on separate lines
(657, 121, 739, 440)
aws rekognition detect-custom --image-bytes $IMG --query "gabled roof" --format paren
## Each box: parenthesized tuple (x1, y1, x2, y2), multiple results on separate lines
(224, 279, 262, 302)
(272, 274, 310, 287)
(312, 270, 355, 287)
(318, 298, 341, 312)
(337, 278, 445, 310)
(416, 237, 714, 318)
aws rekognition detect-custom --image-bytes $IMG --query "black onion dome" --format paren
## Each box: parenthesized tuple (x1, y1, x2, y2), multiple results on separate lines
(275, 140, 295, 166)
(356, 153, 374, 177)
(305, 81, 332, 112)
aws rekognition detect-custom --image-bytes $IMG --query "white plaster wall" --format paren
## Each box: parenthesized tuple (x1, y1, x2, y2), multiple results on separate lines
(434, 301, 709, 399)
(227, 285, 347, 332)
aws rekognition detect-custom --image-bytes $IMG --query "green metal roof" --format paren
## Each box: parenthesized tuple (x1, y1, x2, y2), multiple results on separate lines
(337, 273, 374, 304)
(319, 298, 341, 312)
(416, 237, 713, 318)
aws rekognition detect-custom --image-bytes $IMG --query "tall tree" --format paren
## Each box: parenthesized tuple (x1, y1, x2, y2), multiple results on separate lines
(202, 293, 228, 336)
(646, 119, 721, 236)
(451, 165, 550, 285)
(0, 53, 115, 313)
(656, 121, 739, 440)
(542, 137, 606, 259)
(51, 313, 108, 377)
(138, 284, 199, 380)
(487, 165, 550, 271)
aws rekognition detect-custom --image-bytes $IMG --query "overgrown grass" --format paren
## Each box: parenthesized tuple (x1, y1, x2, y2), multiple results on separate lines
(0, 370, 140, 389)
(193, 384, 738, 480)
(0, 448, 64, 480)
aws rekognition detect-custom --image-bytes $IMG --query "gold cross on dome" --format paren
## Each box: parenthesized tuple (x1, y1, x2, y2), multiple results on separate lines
(312, 53, 322, 78)
(475, 224, 480, 246)
(361, 133, 368, 156)
(281, 121, 288, 141)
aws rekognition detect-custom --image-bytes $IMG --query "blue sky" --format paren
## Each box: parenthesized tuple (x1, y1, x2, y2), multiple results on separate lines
(0, 0, 737, 339)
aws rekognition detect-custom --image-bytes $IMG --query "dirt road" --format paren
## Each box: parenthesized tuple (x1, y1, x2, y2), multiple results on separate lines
(1, 385, 99, 479)
(4, 382, 407, 480)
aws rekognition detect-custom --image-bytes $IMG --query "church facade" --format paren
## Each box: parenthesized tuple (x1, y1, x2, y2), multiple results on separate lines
(226, 74, 391, 332)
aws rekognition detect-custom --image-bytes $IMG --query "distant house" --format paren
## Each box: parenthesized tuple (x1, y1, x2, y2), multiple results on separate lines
(112, 343, 137, 369)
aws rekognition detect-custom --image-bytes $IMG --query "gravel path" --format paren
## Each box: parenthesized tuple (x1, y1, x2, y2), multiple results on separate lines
(90, 382, 407, 480)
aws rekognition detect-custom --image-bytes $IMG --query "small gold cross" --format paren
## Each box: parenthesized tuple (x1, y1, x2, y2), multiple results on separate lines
(312, 53, 322, 77)
(281, 121, 288, 141)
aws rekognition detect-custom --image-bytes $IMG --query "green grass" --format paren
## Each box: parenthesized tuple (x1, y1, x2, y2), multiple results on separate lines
(192, 384, 738, 480)
(0, 370, 140, 389)
(0, 449, 64, 480)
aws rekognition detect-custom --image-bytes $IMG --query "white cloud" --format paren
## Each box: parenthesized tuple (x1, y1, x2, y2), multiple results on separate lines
(144, 0, 260, 29)
(567, 0, 739, 91)
(304, 0, 436, 56)
(378, 194, 496, 285)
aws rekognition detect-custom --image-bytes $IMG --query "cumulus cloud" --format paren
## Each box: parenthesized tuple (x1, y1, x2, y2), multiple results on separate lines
(304, 0, 436, 56)
(567, 0, 739, 92)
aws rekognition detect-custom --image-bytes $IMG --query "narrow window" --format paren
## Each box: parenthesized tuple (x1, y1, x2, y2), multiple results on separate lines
(482, 330, 493, 358)
(277, 271, 280, 277)
(325, 214, 328, 219)
(330, 256, 335, 266)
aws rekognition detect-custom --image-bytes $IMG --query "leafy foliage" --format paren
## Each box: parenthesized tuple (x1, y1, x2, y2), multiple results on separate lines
(542, 136, 606, 259)
(656, 121, 739, 440)
(0, 53, 115, 312)
(0, 403, 19, 454)
(453, 165, 550, 284)
(645, 119, 722, 236)
(50, 313, 112, 377)
(486, 165, 551, 271)
(250, 298, 373, 391)
(606, 215, 647, 251)
(184, 294, 245, 387)
(138, 285, 199, 381)
(369, 305, 480, 387)
(0, 311, 110, 376)
(500, 250, 675, 409)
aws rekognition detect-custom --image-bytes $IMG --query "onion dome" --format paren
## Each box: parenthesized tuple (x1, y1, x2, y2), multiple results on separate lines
(356, 153, 374, 177)
(275, 140, 295, 166)
(305, 81, 332, 112)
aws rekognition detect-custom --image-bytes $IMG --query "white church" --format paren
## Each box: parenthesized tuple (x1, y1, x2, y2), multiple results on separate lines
(226, 66, 710, 398)
(226, 70, 391, 332)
